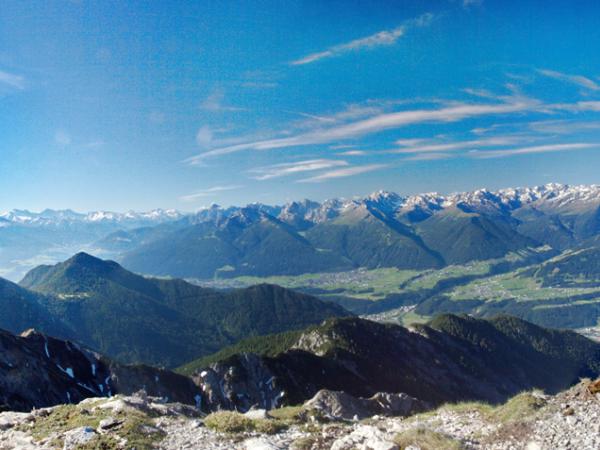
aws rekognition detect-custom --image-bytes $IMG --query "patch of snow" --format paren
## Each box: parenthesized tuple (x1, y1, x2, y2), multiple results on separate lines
(271, 391, 285, 409)
(56, 364, 75, 378)
(77, 383, 97, 394)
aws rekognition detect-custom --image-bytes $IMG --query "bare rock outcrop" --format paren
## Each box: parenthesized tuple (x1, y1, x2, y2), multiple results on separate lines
(304, 390, 429, 420)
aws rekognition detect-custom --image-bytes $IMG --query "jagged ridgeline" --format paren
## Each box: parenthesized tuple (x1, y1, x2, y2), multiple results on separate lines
(179, 314, 600, 410)
(0, 327, 201, 412)
(2, 253, 349, 368)
(112, 184, 600, 279)
(2, 184, 600, 331)
(3, 184, 600, 282)
(2, 313, 599, 415)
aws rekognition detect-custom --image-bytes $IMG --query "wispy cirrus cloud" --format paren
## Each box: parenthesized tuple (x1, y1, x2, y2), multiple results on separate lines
(336, 150, 367, 156)
(0, 69, 25, 90)
(249, 159, 348, 180)
(184, 73, 600, 166)
(298, 164, 388, 183)
(538, 69, 600, 91)
(185, 97, 539, 163)
(527, 119, 600, 134)
(180, 185, 243, 202)
(405, 152, 454, 161)
(469, 142, 598, 159)
(291, 104, 383, 128)
(291, 13, 434, 66)
(390, 135, 532, 154)
(551, 101, 600, 112)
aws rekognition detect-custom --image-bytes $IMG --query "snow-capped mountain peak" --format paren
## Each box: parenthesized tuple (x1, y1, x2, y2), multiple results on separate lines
(2, 184, 599, 229)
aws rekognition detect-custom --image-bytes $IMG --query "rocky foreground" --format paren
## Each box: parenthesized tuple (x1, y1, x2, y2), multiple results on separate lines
(1, 380, 599, 450)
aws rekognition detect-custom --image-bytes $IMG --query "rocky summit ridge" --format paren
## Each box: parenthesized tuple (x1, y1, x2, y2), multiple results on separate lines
(1, 379, 599, 449)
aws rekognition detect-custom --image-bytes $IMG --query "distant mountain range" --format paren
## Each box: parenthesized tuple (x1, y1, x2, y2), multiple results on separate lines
(2, 183, 599, 281)
(0, 208, 183, 226)
(3, 183, 598, 228)
(0, 208, 185, 281)
(111, 183, 600, 279)
(0, 253, 348, 368)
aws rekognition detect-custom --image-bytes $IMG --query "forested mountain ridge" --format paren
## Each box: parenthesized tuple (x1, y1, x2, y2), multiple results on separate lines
(0, 253, 350, 368)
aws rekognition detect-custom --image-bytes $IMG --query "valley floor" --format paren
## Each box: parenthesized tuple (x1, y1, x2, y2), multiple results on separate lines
(2, 380, 599, 450)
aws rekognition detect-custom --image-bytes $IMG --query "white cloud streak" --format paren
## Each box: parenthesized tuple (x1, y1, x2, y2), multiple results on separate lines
(405, 152, 454, 161)
(249, 159, 349, 180)
(390, 135, 531, 154)
(528, 119, 600, 134)
(336, 150, 368, 156)
(298, 164, 388, 183)
(538, 69, 600, 91)
(186, 98, 538, 164)
(0, 69, 25, 90)
(292, 104, 383, 128)
(180, 185, 243, 202)
(552, 101, 600, 112)
(469, 143, 598, 159)
(291, 13, 434, 65)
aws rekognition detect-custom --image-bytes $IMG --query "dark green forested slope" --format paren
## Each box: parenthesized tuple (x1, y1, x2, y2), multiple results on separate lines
(524, 246, 600, 287)
(416, 208, 537, 264)
(120, 215, 352, 279)
(12, 253, 349, 367)
(181, 314, 600, 408)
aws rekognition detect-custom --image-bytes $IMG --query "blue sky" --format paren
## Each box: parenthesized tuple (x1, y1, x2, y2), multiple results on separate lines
(1, 0, 600, 211)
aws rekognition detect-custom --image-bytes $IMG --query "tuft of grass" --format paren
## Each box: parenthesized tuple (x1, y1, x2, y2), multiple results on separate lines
(438, 401, 493, 416)
(490, 392, 546, 424)
(253, 419, 288, 434)
(114, 413, 165, 449)
(411, 392, 545, 425)
(20, 404, 112, 442)
(21, 400, 165, 450)
(397, 391, 547, 450)
(268, 405, 304, 422)
(203, 411, 288, 434)
(291, 436, 317, 450)
(394, 428, 464, 450)
(204, 411, 254, 433)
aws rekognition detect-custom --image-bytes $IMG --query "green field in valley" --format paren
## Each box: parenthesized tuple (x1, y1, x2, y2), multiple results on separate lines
(194, 246, 600, 331)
